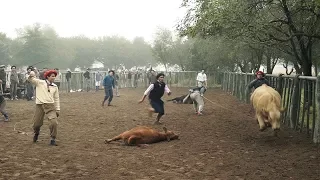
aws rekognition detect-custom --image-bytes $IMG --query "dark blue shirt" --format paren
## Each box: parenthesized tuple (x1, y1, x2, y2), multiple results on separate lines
(103, 75, 114, 89)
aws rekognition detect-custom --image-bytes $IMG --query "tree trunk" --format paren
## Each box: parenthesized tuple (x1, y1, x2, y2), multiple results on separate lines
(266, 55, 272, 74)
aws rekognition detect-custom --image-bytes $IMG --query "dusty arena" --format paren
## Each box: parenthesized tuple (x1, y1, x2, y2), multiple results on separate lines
(0, 87, 319, 180)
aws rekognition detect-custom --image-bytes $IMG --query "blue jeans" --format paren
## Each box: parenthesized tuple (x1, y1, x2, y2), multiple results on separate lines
(103, 87, 113, 105)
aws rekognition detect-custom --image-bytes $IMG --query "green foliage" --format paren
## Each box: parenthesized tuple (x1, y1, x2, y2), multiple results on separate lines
(178, 0, 320, 75)
(1, 23, 156, 69)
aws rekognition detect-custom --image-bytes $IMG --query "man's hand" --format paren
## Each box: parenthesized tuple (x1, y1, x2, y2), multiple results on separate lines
(138, 99, 144, 104)
(56, 111, 60, 117)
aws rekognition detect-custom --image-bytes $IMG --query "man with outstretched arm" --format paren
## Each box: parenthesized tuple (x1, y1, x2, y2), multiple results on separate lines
(28, 70, 60, 146)
(139, 73, 171, 124)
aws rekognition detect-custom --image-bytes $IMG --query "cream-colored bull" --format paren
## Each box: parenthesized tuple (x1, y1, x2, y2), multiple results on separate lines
(250, 84, 285, 136)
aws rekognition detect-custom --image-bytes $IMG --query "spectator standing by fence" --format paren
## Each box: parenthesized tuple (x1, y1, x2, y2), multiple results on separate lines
(10, 65, 19, 100)
(25, 67, 34, 101)
(95, 71, 103, 92)
(83, 68, 91, 92)
(114, 72, 120, 97)
(66, 69, 72, 92)
(0, 79, 9, 122)
(54, 68, 61, 89)
(0, 65, 6, 92)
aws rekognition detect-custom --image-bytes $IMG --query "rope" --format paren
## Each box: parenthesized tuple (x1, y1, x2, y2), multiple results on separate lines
(13, 122, 32, 136)
(202, 96, 234, 112)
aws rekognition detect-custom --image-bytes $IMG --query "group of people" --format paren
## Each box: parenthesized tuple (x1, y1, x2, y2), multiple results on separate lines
(0, 66, 270, 146)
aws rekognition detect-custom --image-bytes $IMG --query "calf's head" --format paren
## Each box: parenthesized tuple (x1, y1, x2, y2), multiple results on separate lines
(163, 127, 179, 141)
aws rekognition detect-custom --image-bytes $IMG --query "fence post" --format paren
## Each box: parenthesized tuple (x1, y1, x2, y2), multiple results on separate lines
(277, 73, 284, 96)
(245, 73, 249, 104)
(289, 75, 300, 128)
(313, 73, 320, 143)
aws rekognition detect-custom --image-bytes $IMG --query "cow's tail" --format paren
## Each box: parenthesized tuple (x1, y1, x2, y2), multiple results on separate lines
(167, 98, 175, 102)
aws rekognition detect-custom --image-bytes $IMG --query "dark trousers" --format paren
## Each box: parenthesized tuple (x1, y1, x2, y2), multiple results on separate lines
(150, 99, 164, 115)
(26, 83, 34, 100)
(103, 87, 113, 104)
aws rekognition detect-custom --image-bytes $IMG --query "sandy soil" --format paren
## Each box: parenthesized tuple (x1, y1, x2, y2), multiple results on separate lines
(0, 87, 319, 180)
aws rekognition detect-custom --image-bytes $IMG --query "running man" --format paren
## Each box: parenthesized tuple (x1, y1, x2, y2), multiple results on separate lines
(139, 73, 172, 124)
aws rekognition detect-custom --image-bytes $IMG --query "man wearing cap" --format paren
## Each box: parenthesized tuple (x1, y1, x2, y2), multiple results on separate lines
(28, 69, 60, 146)
(246, 71, 271, 116)
(247, 71, 270, 91)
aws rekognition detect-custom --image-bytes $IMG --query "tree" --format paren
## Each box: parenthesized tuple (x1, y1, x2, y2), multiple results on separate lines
(152, 27, 174, 72)
(178, 0, 320, 75)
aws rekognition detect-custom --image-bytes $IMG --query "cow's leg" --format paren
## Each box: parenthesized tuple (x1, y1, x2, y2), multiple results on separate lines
(256, 113, 266, 131)
(127, 135, 146, 147)
(269, 111, 281, 136)
(105, 135, 122, 144)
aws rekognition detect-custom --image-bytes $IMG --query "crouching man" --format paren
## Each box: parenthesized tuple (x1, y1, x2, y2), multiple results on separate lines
(28, 70, 60, 146)
(183, 87, 205, 115)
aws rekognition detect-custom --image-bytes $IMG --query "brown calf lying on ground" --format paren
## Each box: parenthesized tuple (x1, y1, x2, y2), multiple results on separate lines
(105, 126, 179, 147)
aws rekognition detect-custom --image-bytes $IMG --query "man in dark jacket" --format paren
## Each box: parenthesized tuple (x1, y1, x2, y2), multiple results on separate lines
(247, 71, 270, 91)
(139, 73, 172, 124)
(0, 79, 9, 122)
(65, 69, 72, 92)
(0, 65, 6, 92)
(83, 68, 90, 92)
(102, 70, 115, 106)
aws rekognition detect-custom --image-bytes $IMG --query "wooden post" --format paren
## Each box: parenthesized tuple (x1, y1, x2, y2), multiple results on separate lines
(313, 73, 320, 143)
(289, 75, 300, 129)
(277, 73, 284, 96)
(245, 73, 249, 104)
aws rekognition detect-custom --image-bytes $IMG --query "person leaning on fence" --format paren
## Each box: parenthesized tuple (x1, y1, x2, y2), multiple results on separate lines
(28, 70, 60, 146)
(139, 73, 172, 124)
(183, 87, 205, 115)
(0, 79, 9, 122)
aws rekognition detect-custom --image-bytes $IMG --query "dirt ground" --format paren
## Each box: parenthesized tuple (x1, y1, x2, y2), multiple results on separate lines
(0, 87, 319, 180)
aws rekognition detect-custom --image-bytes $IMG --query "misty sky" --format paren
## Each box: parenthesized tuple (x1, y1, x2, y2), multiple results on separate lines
(0, 0, 187, 43)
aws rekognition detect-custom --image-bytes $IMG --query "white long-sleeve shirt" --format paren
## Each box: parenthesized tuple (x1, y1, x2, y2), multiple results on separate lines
(196, 72, 207, 82)
(144, 83, 171, 96)
(28, 76, 60, 111)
